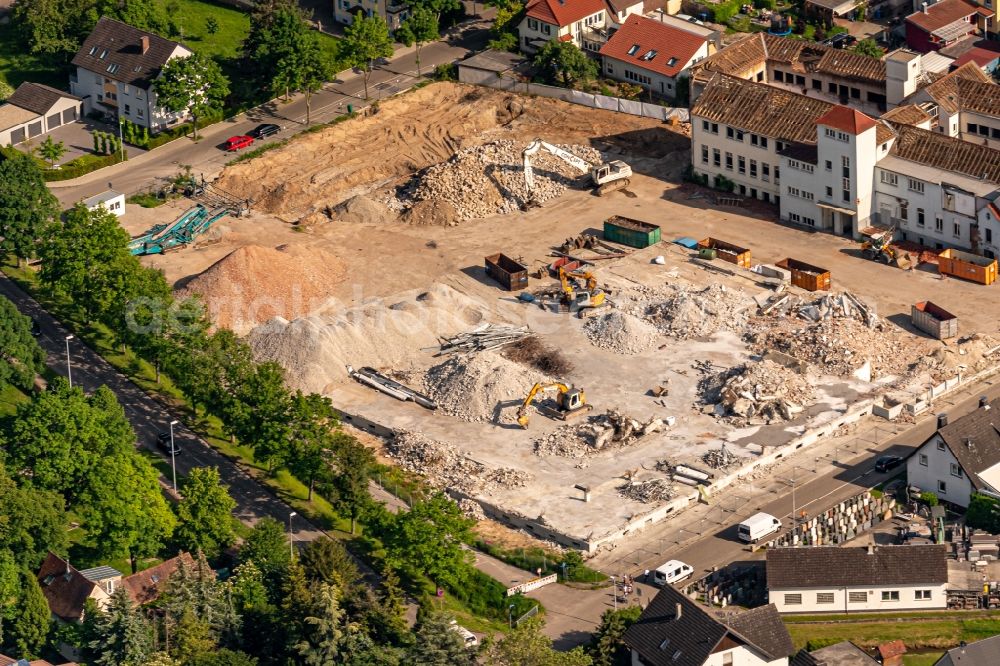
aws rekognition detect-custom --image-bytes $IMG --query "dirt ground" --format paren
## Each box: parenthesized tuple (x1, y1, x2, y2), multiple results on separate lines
(125, 81, 1000, 551)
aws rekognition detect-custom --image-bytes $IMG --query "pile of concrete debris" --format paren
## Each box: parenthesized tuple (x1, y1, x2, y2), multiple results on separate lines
(458, 498, 487, 520)
(618, 478, 674, 503)
(400, 140, 603, 221)
(387, 430, 531, 494)
(534, 410, 666, 457)
(423, 350, 547, 423)
(583, 310, 660, 355)
(702, 446, 742, 471)
(760, 290, 882, 329)
(618, 282, 754, 340)
(702, 360, 815, 425)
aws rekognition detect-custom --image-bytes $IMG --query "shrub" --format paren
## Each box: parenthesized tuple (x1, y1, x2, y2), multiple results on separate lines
(434, 63, 457, 81)
(127, 192, 168, 208)
(42, 151, 127, 182)
(713, 174, 735, 192)
(146, 108, 225, 149)
(966, 494, 1000, 533)
(920, 491, 939, 507)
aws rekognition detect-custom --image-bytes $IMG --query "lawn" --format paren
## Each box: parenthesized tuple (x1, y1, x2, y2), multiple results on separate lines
(0, 21, 68, 90)
(904, 654, 944, 666)
(0, 384, 28, 417)
(786, 615, 1000, 651)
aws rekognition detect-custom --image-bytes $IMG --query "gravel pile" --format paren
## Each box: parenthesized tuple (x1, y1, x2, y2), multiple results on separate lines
(703, 448, 741, 470)
(397, 140, 604, 222)
(423, 350, 547, 423)
(618, 479, 674, 503)
(615, 282, 754, 340)
(701, 360, 814, 426)
(387, 430, 532, 495)
(583, 310, 659, 355)
(533, 410, 666, 457)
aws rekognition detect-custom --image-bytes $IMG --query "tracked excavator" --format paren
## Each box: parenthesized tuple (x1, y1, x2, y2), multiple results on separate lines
(522, 138, 632, 209)
(516, 382, 593, 428)
(559, 267, 606, 311)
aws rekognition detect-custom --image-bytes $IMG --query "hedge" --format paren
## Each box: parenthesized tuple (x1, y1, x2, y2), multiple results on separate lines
(146, 109, 226, 149)
(42, 151, 127, 182)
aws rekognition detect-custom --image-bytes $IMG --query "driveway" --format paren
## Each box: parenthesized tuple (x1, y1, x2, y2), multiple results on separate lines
(13, 117, 148, 169)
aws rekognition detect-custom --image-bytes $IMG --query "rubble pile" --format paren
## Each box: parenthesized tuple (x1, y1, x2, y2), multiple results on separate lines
(400, 140, 604, 221)
(909, 333, 1000, 381)
(458, 498, 487, 520)
(534, 410, 666, 457)
(583, 310, 659, 355)
(702, 447, 741, 470)
(702, 360, 815, 425)
(761, 290, 882, 329)
(387, 430, 532, 494)
(423, 350, 547, 423)
(617, 478, 674, 503)
(617, 282, 754, 339)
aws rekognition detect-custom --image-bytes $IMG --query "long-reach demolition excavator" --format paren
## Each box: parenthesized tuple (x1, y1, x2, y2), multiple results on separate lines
(522, 138, 632, 209)
(516, 382, 593, 428)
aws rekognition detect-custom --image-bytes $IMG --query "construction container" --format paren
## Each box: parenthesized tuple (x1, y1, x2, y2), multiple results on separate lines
(548, 256, 583, 276)
(911, 301, 959, 340)
(775, 258, 831, 292)
(697, 238, 751, 268)
(698, 247, 717, 260)
(603, 216, 661, 248)
(485, 253, 529, 291)
(938, 249, 998, 285)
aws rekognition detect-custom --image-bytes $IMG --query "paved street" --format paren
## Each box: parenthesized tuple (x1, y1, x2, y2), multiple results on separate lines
(48, 20, 492, 207)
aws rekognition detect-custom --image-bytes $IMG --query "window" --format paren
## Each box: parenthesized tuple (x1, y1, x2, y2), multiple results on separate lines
(812, 79, 821, 90)
(850, 87, 860, 99)
(736, 130, 744, 141)
(954, 223, 961, 238)
(542, 24, 551, 35)
(701, 145, 708, 164)
(817, 593, 835, 604)
(789, 212, 800, 222)
(826, 186, 832, 197)
(825, 160, 832, 171)
(751, 134, 759, 146)
(919, 453, 928, 466)
(528, 18, 538, 29)
(713, 148, 721, 167)
(917, 208, 925, 226)
(137, 108, 143, 118)
(803, 216, 816, 226)
(849, 591, 867, 603)
(825, 128, 836, 138)
(667, 57, 677, 67)
(106, 63, 119, 74)
(937, 440, 945, 451)
(828, 82, 837, 94)
(727, 127, 734, 139)
(838, 131, 849, 141)
(915, 590, 932, 601)
(784, 594, 802, 605)
(750, 160, 757, 178)
(900, 203, 908, 221)
(987, 229, 993, 243)
(738, 156, 746, 174)
(776, 140, 785, 152)
(762, 163, 770, 181)
(99, 48, 108, 59)
(775, 70, 784, 82)
(938, 480, 947, 494)
(89, 46, 97, 55)
(881, 172, 898, 186)
(760, 137, 768, 149)
(722, 654, 733, 666)
(642, 50, 657, 61)
(711, 123, 718, 134)
(725, 152, 733, 171)
(702, 120, 709, 132)
(979, 125, 990, 136)
(968, 123, 978, 134)
(796, 75, 805, 86)
(775, 166, 780, 182)
(935, 216, 944, 232)
(908, 178, 925, 194)
(881, 591, 900, 602)
(124, 104, 130, 113)
(951, 463, 962, 477)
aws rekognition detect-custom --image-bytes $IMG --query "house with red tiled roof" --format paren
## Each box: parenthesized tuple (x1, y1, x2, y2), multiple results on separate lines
(517, 0, 643, 54)
(598, 14, 709, 99)
(35, 553, 111, 623)
(905, 0, 985, 53)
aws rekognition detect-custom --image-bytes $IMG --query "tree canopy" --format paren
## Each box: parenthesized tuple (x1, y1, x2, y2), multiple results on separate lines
(851, 38, 882, 59)
(175, 466, 238, 559)
(533, 41, 597, 87)
(0, 150, 59, 265)
(155, 53, 230, 139)
(0, 297, 45, 392)
(340, 15, 394, 100)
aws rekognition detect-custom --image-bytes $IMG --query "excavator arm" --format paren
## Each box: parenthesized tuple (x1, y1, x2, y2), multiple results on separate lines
(523, 139, 592, 204)
(516, 381, 572, 428)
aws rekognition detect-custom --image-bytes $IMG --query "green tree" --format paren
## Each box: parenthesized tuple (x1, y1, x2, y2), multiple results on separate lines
(0, 81, 13, 101)
(241, 0, 300, 83)
(0, 465, 68, 569)
(0, 296, 45, 392)
(331, 434, 375, 535)
(485, 617, 592, 666)
(300, 537, 359, 590)
(11, 0, 93, 58)
(189, 649, 259, 666)
(90, 588, 153, 666)
(852, 38, 882, 59)
(0, 150, 59, 266)
(966, 494, 1000, 532)
(240, 517, 291, 582)
(588, 606, 642, 666)
(95, 0, 169, 34)
(155, 53, 230, 139)
(296, 582, 348, 665)
(0, 550, 19, 645)
(487, 2, 523, 52)
(287, 392, 338, 502)
(229, 561, 270, 614)
(340, 15, 394, 100)
(406, 0, 461, 25)
(162, 551, 238, 635)
(409, 611, 475, 665)
(7, 571, 49, 658)
(533, 41, 597, 87)
(396, 7, 438, 76)
(171, 610, 216, 663)
(381, 493, 474, 589)
(37, 134, 67, 167)
(297, 32, 334, 125)
(227, 362, 293, 471)
(175, 467, 238, 558)
(258, 5, 314, 100)
(206, 16, 220, 34)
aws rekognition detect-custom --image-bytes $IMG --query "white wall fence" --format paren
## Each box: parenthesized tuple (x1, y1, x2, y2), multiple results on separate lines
(458, 66, 689, 123)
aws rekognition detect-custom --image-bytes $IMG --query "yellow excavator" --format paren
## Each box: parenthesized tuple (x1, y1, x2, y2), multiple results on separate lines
(516, 382, 593, 428)
(559, 267, 606, 310)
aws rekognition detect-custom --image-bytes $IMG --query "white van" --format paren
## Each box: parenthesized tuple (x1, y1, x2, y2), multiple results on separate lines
(738, 512, 782, 543)
(653, 560, 694, 586)
(449, 619, 479, 648)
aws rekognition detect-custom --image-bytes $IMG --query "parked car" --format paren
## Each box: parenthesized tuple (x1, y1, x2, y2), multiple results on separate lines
(875, 454, 903, 473)
(738, 512, 782, 543)
(248, 123, 281, 140)
(448, 620, 478, 648)
(225, 135, 255, 152)
(155, 432, 181, 456)
(653, 560, 694, 586)
(29, 317, 42, 337)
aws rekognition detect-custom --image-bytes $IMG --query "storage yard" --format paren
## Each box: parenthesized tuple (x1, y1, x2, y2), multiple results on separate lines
(128, 82, 1000, 553)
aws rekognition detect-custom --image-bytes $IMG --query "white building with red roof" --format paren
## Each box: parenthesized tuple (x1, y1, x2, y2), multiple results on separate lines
(518, 0, 643, 54)
(598, 14, 709, 98)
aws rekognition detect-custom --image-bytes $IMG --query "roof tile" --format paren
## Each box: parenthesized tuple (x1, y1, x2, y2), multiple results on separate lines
(599, 15, 707, 78)
(71, 17, 189, 88)
(6, 82, 80, 116)
(766, 544, 948, 589)
(906, 0, 980, 32)
(526, 0, 607, 27)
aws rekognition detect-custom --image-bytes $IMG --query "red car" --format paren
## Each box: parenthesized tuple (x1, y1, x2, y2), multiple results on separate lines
(225, 135, 255, 151)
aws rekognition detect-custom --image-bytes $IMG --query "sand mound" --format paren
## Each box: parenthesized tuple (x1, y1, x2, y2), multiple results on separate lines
(248, 284, 491, 394)
(423, 350, 548, 423)
(401, 199, 458, 226)
(328, 195, 394, 225)
(583, 310, 659, 355)
(178, 244, 344, 334)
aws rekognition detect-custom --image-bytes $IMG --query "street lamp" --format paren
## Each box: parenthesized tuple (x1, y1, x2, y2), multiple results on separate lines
(169, 420, 179, 492)
(289, 511, 297, 560)
(508, 603, 516, 629)
(64, 335, 74, 387)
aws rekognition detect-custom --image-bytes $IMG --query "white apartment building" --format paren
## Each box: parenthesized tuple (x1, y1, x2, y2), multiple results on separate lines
(907, 401, 1000, 508)
(767, 545, 949, 613)
(69, 17, 191, 131)
(333, 0, 409, 30)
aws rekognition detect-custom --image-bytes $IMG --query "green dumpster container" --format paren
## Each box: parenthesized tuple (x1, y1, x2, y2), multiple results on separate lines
(603, 216, 661, 248)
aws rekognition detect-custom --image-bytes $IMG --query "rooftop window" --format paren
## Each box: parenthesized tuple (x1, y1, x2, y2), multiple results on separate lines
(627, 44, 640, 55)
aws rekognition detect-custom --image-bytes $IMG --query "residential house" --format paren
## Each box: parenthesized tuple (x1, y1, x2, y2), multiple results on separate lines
(36, 553, 111, 623)
(121, 551, 195, 605)
(78, 564, 123, 595)
(907, 62, 1000, 149)
(0, 655, 78, 666)
(966, 0, 998, 39)
(791, 641, 879, 665)
(598, 15, 709, 99)
(83, 190, 126, 217)
(766, 544, 949, 613)
(804, 0, 864, 25)
(333, 0, 409, 31)
(517, 0, 643, 55)
(0, 82, 82, 147)
(646, 10, 722, 53)
(906, 400, 1000, 508)
(622, 584, 795, 666)
(905, 0, 984, 53)
(70, 17, 192, 131)
(935, 634, 1000, 665)
(942, 37, 1000, 73)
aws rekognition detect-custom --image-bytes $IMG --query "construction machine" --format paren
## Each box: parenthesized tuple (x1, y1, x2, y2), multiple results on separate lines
(558, 267, 606, 310)
(521, 138, 632, 208)
(860, 225, 910, 268)
(516, 382, 593, 428)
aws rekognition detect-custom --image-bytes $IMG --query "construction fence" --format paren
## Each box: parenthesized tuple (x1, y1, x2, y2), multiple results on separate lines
(458, 67, 690, 123)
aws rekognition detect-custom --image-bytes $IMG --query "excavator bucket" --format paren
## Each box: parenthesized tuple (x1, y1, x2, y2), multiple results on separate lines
(520, 197, 542, 212)
(516, 413, 530, 429)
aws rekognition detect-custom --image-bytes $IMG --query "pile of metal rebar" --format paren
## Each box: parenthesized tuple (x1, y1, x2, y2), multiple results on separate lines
(435, 324, 532, 355)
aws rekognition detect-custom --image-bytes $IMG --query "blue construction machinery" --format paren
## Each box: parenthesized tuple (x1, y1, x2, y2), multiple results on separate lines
(129, 204, 231, 255)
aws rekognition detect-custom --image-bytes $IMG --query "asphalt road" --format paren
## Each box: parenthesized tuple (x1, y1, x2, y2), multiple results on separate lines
(0, 273, 324, 545)
(49, 20, 492, 207)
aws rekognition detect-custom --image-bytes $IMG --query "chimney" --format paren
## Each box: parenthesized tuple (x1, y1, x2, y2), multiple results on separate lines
(675, 603, 682, 620)
(140, 35, 150, 54)
(937, 413, 948, 429)
(980, 396, 990, 410)
(922, 2, 928, 12)
(867, 542, 875, 555)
